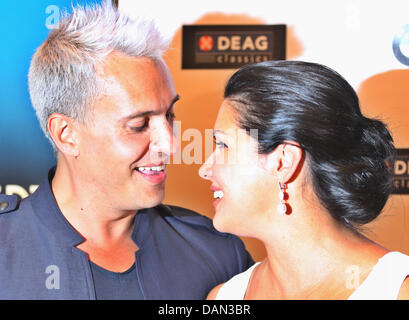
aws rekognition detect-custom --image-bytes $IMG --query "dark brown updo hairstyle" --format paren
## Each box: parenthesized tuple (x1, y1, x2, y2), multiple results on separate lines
(224, 60, 395, 229)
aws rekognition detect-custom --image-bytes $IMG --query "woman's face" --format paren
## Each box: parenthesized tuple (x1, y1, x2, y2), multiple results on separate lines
(199, 100, 276, 236)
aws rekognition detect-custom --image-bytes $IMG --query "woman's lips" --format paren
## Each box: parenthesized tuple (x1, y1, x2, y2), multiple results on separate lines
(213, 197, 222, 208)
(211, 186, 224, 208)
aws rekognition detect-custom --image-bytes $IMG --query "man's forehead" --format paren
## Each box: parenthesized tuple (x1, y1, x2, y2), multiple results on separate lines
(98, 51, 162, 77)
(90, 52, 176, 119)
(95, 52, 165, 97)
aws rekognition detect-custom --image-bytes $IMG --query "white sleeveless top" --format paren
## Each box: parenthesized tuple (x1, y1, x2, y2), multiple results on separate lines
(215, 251, 409, 300)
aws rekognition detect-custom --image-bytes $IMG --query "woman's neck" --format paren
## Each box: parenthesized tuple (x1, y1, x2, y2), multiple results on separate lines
(248, 204, 387, 299)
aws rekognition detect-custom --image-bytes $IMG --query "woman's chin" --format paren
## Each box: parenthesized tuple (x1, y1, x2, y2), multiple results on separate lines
(212, 213, 228, 233)
(212, 212, 238, 235)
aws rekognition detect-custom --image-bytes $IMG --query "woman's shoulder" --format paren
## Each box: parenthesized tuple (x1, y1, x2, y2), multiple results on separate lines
(206, 283, 224, 300)
(381, 251, 409, 300)
(398, 276, 409, 300)
(376, 251, 409, 300)
(206, 262, 261, 300)
(349, 250, 409, 300)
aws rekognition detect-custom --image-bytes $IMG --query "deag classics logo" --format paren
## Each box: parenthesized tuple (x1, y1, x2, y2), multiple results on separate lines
(183, 25, 286, 69)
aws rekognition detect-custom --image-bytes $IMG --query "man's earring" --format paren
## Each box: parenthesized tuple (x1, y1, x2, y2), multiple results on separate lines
(277, 182, 288, 215)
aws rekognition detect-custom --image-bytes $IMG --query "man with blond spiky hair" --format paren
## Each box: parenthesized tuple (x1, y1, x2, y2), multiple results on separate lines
(0, 2, 252, 299)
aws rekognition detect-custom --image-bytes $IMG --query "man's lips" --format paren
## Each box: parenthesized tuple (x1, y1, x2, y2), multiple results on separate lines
(135, 164, 167, 184)
(136, 164, 166, 173)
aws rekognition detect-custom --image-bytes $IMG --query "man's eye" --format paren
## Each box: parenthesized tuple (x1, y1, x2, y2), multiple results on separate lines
(128, 119, 148, 132)
(130, 125, 147, 132)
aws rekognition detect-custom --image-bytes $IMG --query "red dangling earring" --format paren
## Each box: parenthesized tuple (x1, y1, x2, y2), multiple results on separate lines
(277, 182, 289, 215)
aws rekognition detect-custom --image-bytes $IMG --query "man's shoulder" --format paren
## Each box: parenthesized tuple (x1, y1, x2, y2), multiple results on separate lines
(0, 195, 33, 225)
(0, 194, 36, 245)
(0, 194, 36, 230)
(0, 194, 21, 216)
(149, 204, 254, 273)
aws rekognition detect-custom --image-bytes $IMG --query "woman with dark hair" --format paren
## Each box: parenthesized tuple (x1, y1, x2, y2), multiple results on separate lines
(199, 60, 409, 299)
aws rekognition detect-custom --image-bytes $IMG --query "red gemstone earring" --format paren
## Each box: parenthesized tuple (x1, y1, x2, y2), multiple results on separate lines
(277, 182, 288, 215)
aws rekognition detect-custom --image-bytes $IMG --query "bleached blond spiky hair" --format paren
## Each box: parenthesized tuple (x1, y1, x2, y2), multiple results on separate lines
(28, 1, 169, 149)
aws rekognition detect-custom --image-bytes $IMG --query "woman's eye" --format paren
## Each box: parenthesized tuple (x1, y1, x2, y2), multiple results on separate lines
(166, 112, 176, 122)
(214, 140, 228, 149)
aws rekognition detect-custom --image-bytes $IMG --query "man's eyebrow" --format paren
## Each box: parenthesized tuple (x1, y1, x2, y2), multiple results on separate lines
(122, 94, 180, 120)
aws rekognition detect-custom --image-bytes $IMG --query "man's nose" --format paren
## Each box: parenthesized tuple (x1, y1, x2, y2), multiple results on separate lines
(150, 120, 179, 157)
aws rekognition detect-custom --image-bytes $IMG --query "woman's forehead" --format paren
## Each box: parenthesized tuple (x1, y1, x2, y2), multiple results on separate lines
(214, 100, 239, 132)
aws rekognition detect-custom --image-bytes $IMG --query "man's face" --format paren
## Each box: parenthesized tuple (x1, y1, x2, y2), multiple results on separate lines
(74, 53, 179, 211)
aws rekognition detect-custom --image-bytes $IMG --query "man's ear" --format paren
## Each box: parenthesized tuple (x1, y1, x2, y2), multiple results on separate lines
(265, 142, 304, 184)
(47, 113, 79, 157)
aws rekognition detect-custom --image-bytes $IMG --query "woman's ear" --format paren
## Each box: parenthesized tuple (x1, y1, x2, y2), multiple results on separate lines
(265, 142, 304, 184)
(47, 113, 80, 157)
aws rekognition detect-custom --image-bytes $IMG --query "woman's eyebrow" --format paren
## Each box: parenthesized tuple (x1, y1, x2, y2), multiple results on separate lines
(213, 129, 225, 137)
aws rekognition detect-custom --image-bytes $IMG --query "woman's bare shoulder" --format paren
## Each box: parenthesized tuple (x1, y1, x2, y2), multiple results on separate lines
(398, 276, 409, 299)
(206, 283, 225, 300)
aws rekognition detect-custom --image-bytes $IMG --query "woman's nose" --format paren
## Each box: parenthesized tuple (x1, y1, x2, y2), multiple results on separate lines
(199, 153, 214, 180)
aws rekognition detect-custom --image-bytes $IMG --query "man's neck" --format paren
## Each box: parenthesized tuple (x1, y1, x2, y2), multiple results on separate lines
(51, 162, 137, 248)
(51, 163, 140, 272)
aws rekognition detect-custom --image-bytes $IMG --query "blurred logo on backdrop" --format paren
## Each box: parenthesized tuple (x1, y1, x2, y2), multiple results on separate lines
(393, 23, 409, 66)
(182, 25, 286, 69)
(394, 149, 409, 194)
